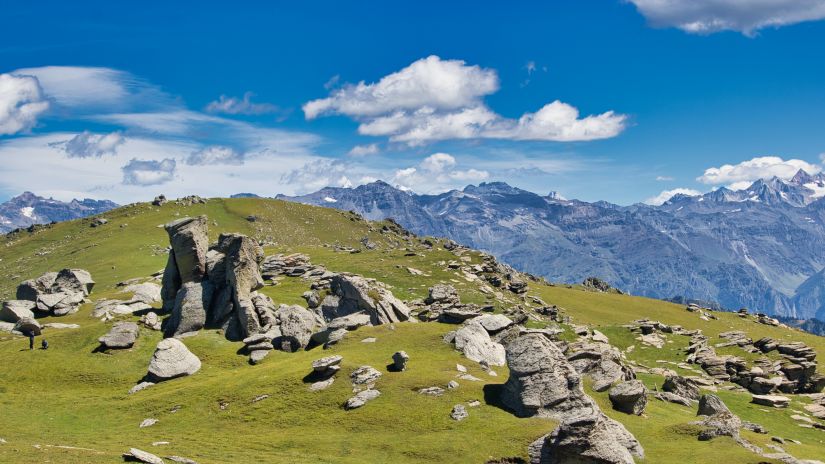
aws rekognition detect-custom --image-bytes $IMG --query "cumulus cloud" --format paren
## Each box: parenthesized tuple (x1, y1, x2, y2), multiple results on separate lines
(347, 143, 380, 157)
(697, 156, 820, 186)
(51, 131, 125, 158)
(303, 55, 626, 146)
(186, 145, 244, 165)
(0, 73, 50, 135)
(122, 158, 177, 185)
(627, 0, 825, 35)
(644, 187, 702, 205)
(279, 159, 358, 192)
(205, 92, 281, 115)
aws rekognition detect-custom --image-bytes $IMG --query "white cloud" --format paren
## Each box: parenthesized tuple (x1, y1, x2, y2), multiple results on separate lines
(645, 187, 702, 205)
(303, 55, 626, 146)
(52, 131, 125, 158)
(347, 143, 380, 157)
(655, 175, 674, 181)
(205, 92, 280, 115)
(122, 158, 177, 186)
(627, 0, 825, 35)
(419, 152, 457, 172)
(697, 156, 820, 185)
(186, 145, 244, 165)
(0, 73, 50, 135)
(392, 153, 489, 190)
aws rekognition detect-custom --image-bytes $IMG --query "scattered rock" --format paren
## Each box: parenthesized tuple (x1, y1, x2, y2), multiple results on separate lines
(0, 300, 35, 323)
(139, 418, 158, 428)
(608, 380, 647, 415)
(663, 375, 700, 401)
(312, 355, 343, 377)
(447, 380, 459, 389)
(350, 366, 382, 385)
(450, 404, 468, 421)
(147, 338, 201, 382)
(751, 394, 790, 408)
(531, 410, 644, 464)
(697, 394, 731, 416)
(653, 392, 693, 407)
(345, 389, 381, 410)
(419, 387, 445, 396)
(124, 448, 164, 464)
(99, 322, 139, 349)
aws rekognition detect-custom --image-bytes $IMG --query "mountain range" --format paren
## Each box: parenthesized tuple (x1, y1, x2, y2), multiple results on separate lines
(0, 192, 118, 234)
(280, 169, 825, 320)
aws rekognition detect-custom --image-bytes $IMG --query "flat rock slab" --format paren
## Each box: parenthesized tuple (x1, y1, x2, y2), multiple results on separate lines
(350, 366, 382, 385)
(125, 447, 164, 464)
(345, 389, 381, 410)
(752, 394, 791, 408)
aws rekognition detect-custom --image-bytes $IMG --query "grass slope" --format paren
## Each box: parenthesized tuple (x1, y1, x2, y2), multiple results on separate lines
(0, 197, 823, 463)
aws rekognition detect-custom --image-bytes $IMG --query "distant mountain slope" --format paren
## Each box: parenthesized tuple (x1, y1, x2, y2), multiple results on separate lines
(0, 192, 118, 234)
(280, 171, 825, 319)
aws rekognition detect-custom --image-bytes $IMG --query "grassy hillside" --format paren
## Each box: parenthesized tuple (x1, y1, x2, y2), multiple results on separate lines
(1, 197, 823, 463)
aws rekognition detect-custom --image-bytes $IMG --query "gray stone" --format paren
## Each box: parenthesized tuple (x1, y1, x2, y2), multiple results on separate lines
(697, 394, 731, 416)
(0, 300, 35, 323)
(751, 394, 790, 408)
(124, 282, 162, 304)
(324, 274, 410, 325)
(345, 389, 381, 410)
(351, 365, 382, 385)
(139, 418, 158, 428)
(453, 320, 506, 366)
(147, 338, 201, 382)
(99, 322, 139, 349)
(125, 448, 164, 464)
(653, 392, 694, 407)
(312, 355, 343, 373)
(418, 386, 445, 396)
(532, 411, 644, 464)
(663, 375, 700, 401)
(426, 284, 460, 305)
(274, 304, 316, 352)
(249, 349, 269, 365)
(13, 317, 41, 335)
(450, 404, 468, 421)
(608, 380, 647, 415)
(447, 380, 459, 389)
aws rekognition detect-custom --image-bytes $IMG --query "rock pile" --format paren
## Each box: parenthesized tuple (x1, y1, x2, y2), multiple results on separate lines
(309, 355, 342, 391)
(4, 269, 95, 318)
(261, 253, 331, 281)
(345, 365, 382, 410)
(753, 338, 824, 393)
(93, 282, 161, 319)
(502, 334, 644, 463)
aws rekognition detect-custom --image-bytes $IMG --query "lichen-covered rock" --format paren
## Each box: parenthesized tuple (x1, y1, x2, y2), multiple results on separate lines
(392, 351, 409, 371)
(324, 274, 410, 325)
(566, 341, 634, 392)
(350, 365, 382, 385)
(273, 304, 316, 352)
(663, 375, 700, 401)
(344, 389, 380, 410)
(530, 410, 644, 463)
(0, 300, 35, 323)
(98, 322, 139, 349)
(147, 338, 201, 382)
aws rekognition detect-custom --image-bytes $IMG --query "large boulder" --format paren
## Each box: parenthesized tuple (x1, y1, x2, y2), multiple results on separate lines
(14, 269, 93, 317)
(531, 410, 644, 464)
(566, 341, 634, 392)
(663, 375, 700, 401)
(99, 322, 139, 349)
(165, 216, 209, 283)
(14, 317, 41, 335)
(453, 320, 506, 366)
(166, 281, 212, 337)
(324, 274, 410, 325)
(273, 304, 316, 352)
(147, 338, 201, 382)
(425, 284, 460, 305)
(697, 394, 730, 416)
(0, 300, 35, 323)
(53, 269, 95, 296)
(16, 272, 58, 301)
(608, 380, 647, 415)
(501, 334, 598, 419)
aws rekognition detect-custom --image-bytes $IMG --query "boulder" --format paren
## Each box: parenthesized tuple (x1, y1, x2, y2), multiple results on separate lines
(453, 320, 506, 366)
(426, 284, 460, 305)
(473, 314, 514, 333)
(698, 410, 742, 441)
(663, 375, 700, 401)
(124, 282, 162, 304)
(14, 317, 41, 335)
(566, 341, 633, 392)
(608, 380, 647, 415)
(166, 281, 212, 337)
(99, 322, 139, 349)
(351, 365, 382, 385)
(751, 394, 790, 408)
(392, 351, 409, 371)
(124, 448, 164, 464)
(15, 269, 93, 316)
(140, 312, 162, 331)
(344, 389, 380, 410)
(501, 334, 597, 419)
(164, 216, 209, 283)
(16, 272, 57, 301)
(531, 410, 644, 464)
(53, 268, 95, 296)
(0, 300, 35, 323)
(273, 304, 316, 352)
(653, 392, 693, 407)
(697, 394, 731, 416)
(312, 355, 343, 376)
(450, 404, 468, 421)
(147, 338, 201, 382)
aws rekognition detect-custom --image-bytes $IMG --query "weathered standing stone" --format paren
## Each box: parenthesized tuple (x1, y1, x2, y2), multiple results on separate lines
(165, 216, 209, 283)
(697, 394, 731, 416)
(273, 304, 315, 352)
(392, 351, 409, 371)
(167, 281, 212, 337)
(608, 380, 647, 415)
(147, 338, 201, 382)
(99, 322, 139, 349)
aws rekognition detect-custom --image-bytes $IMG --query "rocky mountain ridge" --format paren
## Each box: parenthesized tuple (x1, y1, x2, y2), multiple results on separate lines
(0, 191, 118, 234)
(280, 171, 825, 320)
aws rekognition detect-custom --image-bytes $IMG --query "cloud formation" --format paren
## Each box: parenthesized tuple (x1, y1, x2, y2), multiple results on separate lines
(186, 145, 244, 165)
(53, 131, 125, 158)
(627, 0, 825, 35)
(0, 73, 50, 135)
(697, 156, 820, 186)
(303, 55, 626, 146)
(644, 187, 702, 205)
(392, 153, 489, 190)
(205, 92, 281, 115)
(122, 158, 177, 185)
(347, 143, 380, 157)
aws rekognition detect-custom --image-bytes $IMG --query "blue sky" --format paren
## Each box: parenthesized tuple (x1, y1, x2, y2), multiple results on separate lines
(2, 0, 825, 205)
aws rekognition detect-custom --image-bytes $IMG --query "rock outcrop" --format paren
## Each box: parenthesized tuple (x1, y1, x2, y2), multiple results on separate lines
(502, 334, 643, 463)
(11, 269, 94, 317)
(608, 380, 647, 415)
(147, 338, 201, 382)
(453, 320, 506, 366)
(98, 322, 139, 349)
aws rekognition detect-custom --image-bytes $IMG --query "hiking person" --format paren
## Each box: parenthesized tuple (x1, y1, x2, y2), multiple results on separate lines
(41, 339, 49, 350)
(28, 333, 35, 350)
